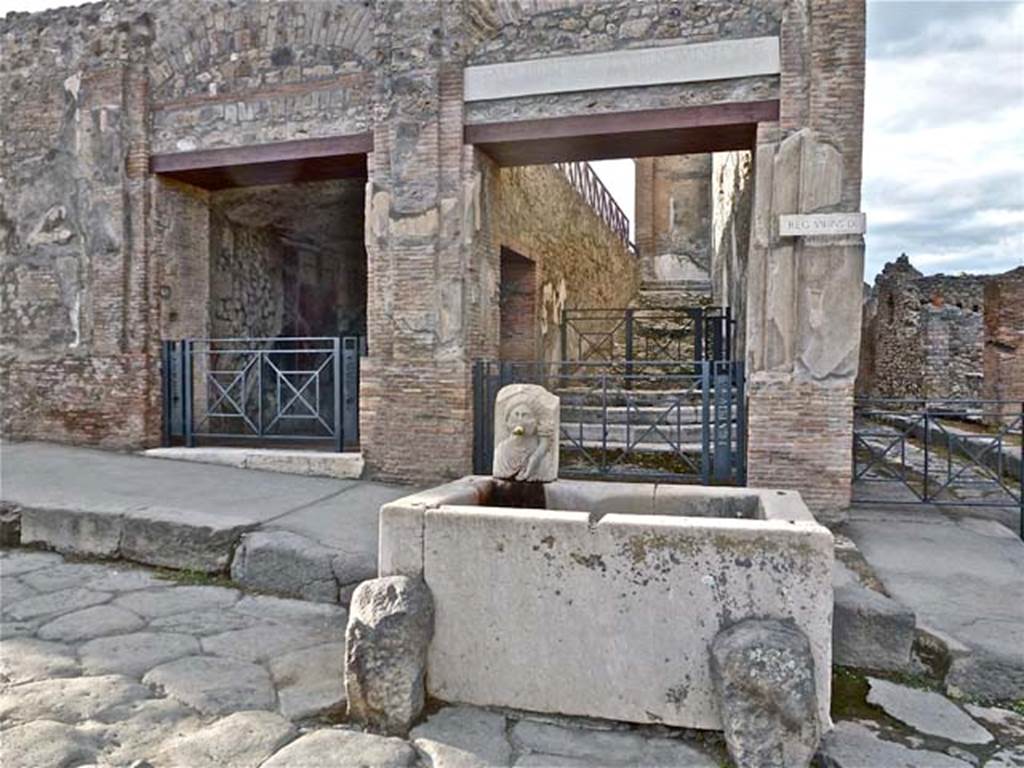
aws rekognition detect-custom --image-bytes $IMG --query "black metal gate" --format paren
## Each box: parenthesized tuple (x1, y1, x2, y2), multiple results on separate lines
(560, 306, 734, 366)
(473, 359, 746, 485)
(853, 398, 1023, 538)
(161, 336, 363, 451)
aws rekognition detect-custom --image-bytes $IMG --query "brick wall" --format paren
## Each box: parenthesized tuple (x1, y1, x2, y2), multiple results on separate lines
(983, 267, 1024, 424)
(747, 376, 854, 517)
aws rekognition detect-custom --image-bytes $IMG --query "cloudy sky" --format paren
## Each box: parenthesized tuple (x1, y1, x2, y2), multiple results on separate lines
(2, 0, 1021, 279)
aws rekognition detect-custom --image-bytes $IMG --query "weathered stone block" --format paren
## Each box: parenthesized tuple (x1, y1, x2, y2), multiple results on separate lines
(710, 618, 821, 768)
(345, 575, 434, 736)
(404, 478, 833, 730)
(230, 530, 339, 603)
(19, 507, 122, 559)
(833, 581, 915, 672)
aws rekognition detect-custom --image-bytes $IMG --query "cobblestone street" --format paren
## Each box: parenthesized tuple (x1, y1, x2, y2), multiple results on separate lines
(4, 548, 1023, 767)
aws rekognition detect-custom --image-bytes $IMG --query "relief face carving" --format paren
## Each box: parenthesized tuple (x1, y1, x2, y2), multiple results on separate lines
(493, 384, 559, 482)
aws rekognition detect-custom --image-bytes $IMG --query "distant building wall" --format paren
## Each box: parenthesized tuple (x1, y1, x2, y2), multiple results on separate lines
(857, 254, 988, 401)
(634, 154, 713, 298)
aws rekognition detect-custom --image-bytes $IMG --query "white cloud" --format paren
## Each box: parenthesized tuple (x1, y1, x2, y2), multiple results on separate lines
(863, 0, 1024, 278)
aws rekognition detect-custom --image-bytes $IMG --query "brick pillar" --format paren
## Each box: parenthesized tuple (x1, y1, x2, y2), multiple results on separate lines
(744, 0, 866, 523)
(983, 267, 1024, 425)
(359, 4, 482, 483)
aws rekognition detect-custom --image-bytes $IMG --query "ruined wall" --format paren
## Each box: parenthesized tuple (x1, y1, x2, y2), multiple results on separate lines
(712, 150, 754, 359)
(634, 154, 712, 293)
(1, 5, 157, 448)
(3, 0, 868, 496)
(206, 179, 366, 340)
(856, 255, 986, 400)
(983, 267, 1024, 423)
(148, 1, 373, 154)
(486, 163, 639, 364)
(207, 208, 284, 340)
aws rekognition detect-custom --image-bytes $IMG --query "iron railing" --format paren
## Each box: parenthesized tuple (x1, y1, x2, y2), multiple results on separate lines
(161, 336, 363, 451)
(473, 359, 746, 485)
(853, 398, 1023, 538)
(560, 306, 733, 367)
(555, 161, 632, 248)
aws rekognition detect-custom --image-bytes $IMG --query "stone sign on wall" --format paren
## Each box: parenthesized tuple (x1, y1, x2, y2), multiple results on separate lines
(779, 213, 866, 237)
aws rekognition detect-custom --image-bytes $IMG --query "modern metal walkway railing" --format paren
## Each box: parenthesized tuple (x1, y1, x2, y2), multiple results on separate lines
(555, 161, 632, 248)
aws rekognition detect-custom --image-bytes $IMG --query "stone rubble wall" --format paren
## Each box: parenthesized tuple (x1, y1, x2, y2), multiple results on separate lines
(208, 208, 285, 340)
(857, 255, 988, 401)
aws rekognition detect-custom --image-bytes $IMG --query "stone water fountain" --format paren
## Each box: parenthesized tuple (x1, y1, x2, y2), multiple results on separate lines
(350, 383, 834, 768)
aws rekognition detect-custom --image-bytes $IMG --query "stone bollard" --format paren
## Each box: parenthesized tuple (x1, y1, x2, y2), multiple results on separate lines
(344, 575, 434, 736)
(710, 618, 821, 768)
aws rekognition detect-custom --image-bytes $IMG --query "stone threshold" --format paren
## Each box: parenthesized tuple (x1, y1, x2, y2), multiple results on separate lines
(143, 447, 365, 480)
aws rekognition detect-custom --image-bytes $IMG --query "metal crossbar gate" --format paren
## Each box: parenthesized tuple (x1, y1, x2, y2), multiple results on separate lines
(161, 336, 364, 451)
(853, 398, 1023, 539)
(473, 359, 746, 485)
(559, 306, 734, 367)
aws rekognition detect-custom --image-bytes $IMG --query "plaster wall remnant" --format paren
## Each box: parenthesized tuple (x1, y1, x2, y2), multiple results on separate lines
(2, 0, 867, 510)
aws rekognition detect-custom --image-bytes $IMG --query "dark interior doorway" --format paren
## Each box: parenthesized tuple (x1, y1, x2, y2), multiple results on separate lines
(499, 247, 538, 362)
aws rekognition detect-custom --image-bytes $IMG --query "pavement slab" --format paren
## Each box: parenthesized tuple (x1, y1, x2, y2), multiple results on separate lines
(411, 705, 513, 767)
(0, 637, 81, 684)
(0, 548, 65, 575)
(0, 673, 151, 724)
(866, 678, 994, 745)
(510, 720, 719, 767)
(143, 655, 276, 715)
(0, 720, 101, 768)
(112, 585, 240, 618)
(846, 503, 1024, 701)
(3, 586, 112, 622)
(269, 642, 347, 720)
(200, 621, 339, 664)
(37, 604, 145, 643)
(261, 728, 420, 768)
(819, 721, 974, 768)
(151, 710, 296, 768)
(79, 631, 201, 678)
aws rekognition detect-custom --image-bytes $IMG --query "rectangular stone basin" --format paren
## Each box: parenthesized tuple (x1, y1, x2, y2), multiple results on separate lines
(379, 477, 833, 730)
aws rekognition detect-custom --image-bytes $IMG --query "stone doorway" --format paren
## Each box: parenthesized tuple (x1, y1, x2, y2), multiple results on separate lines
(153, 140, 369, 452)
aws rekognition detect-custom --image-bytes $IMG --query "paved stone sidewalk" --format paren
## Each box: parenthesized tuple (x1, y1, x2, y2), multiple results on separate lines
(0, 441, 412, 601)
(844, 500, 1024, 702)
